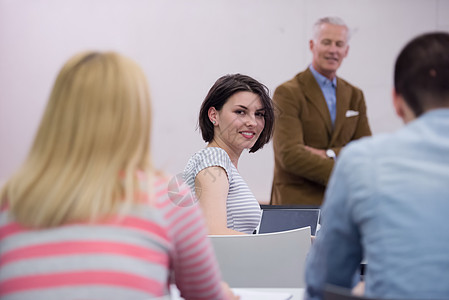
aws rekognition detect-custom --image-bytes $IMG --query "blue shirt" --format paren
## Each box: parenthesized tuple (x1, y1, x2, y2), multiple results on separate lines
(305, 109, 449, 300)
(309, 65, 337, 124)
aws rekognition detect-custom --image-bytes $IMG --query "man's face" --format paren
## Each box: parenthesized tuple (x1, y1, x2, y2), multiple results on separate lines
(310, 23, 349, 79)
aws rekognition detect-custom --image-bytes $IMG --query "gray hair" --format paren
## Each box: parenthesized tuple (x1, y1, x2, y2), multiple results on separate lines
(312, 16, 351, 41)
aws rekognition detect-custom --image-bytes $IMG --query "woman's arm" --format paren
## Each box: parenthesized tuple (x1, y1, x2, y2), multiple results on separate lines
(195, 166, 245, 235)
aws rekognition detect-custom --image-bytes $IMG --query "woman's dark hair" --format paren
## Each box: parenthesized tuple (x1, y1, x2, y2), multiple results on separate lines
(198, 74, 274, 153)
(394, 32, 449, 116)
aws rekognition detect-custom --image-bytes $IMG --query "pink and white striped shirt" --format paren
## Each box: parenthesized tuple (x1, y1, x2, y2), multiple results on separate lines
(0, 176, 226, 300)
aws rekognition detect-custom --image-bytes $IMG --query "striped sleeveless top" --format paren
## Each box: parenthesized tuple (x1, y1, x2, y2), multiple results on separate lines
(183, 147, 262, 234)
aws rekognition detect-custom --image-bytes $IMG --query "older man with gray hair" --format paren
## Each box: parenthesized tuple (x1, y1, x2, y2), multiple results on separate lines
(271, 16, 371, 206)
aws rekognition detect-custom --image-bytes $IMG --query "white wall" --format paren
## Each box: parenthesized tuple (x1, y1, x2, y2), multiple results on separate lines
(1, 0, 448, 203)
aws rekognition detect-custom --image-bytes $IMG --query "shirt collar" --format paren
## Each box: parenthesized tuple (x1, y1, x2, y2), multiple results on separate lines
(309, 65, 337, 88)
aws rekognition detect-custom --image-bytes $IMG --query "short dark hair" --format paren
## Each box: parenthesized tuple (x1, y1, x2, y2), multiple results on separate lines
(394, 32, 449, 116)
(198, 74, 274, 153)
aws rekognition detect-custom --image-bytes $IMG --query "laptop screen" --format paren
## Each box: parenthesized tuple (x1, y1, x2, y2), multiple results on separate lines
(258, 208, 320, 235)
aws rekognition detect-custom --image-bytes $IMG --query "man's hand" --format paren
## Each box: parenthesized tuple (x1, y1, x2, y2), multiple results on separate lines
(352, 281, 365, 296)
(304, 145, 327, 158)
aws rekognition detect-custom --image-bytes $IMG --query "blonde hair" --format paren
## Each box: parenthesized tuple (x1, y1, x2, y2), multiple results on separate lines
(1, 51, 152, 228)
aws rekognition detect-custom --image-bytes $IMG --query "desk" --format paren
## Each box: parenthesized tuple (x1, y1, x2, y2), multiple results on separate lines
(233, 288, 305, 300)
(170, 285, 304, 300)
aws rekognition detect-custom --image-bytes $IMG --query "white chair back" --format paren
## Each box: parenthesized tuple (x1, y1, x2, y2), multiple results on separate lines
(209, 226, 311, 288)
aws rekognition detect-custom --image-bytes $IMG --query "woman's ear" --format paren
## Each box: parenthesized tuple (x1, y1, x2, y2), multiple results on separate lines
(208, 107, 218, 125)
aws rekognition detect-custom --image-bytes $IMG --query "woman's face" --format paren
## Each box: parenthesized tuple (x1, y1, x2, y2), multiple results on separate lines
(212, 91, 265, 154)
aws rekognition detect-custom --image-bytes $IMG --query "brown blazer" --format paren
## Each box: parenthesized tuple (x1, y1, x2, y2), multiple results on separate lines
(270, 68, 371, 206)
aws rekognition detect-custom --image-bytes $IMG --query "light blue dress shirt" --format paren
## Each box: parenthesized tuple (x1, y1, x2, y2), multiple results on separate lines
(305, 109, 449, 300)
(309, 65, 337, 125)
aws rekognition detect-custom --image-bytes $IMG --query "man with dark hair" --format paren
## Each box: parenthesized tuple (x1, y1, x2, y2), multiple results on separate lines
(305, 32, 449, 300)
(271, 16, 371, 206)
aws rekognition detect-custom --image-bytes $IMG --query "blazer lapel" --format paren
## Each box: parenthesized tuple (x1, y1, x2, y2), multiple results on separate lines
(330, 77, 351, 145)
(300, 69, 333, 135)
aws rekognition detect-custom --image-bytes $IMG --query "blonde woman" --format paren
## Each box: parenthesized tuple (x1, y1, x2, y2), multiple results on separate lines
(0, 52, 233, 300)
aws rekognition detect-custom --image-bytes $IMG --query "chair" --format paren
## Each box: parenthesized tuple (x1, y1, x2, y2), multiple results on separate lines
(208, 226, 311, 288)
(324, 285, 366, 300)
(323, 284, 438, 300)
(323, 284, 449, 300)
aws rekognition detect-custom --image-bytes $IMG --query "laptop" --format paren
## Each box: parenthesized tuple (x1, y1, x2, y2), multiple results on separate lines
(257, 205, 321, 235)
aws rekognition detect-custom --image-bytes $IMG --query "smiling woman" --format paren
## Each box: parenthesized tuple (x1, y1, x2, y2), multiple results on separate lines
(183, 74, 274, 235)
(210, 91, 266, 158)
